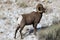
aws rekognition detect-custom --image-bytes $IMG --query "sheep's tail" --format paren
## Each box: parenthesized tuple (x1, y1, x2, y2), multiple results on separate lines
(14, 25, 20, 39)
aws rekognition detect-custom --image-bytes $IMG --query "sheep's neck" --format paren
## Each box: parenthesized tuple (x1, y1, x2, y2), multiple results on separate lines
(38, 12, 43, 15)
(38, 12, 43, 19)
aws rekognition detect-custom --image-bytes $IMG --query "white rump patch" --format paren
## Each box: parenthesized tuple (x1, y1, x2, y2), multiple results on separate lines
(17, 15, 23, 25)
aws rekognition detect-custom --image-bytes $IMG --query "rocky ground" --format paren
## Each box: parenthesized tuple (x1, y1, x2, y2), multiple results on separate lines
(0, 0, 60, 40)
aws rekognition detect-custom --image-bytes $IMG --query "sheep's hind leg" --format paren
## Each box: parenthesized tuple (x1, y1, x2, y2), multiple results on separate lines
(19, 20, 25, 39)
(19, 25, 25, 39)
(14, 25, 20, 39)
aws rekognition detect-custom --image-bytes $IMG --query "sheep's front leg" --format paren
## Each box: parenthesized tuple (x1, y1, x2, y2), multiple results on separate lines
(33, 23, 37, 35)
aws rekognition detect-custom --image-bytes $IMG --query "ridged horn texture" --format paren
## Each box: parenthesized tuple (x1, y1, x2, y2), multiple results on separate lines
(36, 3, 45, 13)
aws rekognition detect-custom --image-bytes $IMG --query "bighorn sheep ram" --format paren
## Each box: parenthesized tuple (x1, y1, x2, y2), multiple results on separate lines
(14, 3, 46, 39)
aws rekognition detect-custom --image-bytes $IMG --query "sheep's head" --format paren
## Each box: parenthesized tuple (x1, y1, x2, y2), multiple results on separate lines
(36, 3, 46, 13)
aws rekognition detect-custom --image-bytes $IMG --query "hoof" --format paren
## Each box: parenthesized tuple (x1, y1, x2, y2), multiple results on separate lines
(21, 37, 23, 39)
(34, 33, 36, 35)
(14, 37, 16, 39)
(21, 36, 24, 39)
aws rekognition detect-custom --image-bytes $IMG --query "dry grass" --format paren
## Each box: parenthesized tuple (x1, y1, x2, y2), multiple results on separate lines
(17, 2, 28, 8)
(37, 23, 60, 40)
